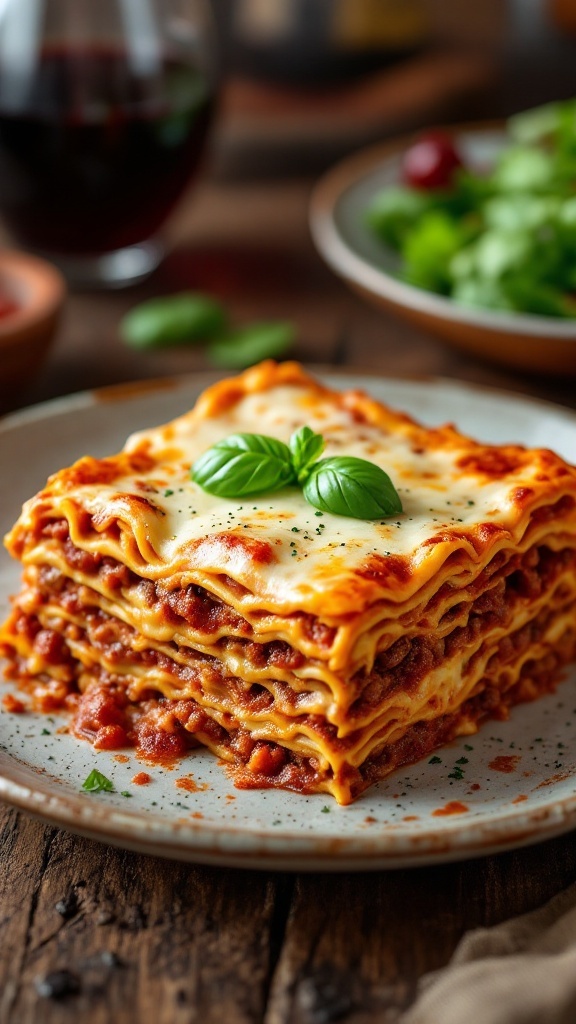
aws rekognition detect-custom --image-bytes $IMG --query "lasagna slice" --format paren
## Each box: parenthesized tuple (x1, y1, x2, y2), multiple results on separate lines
(2, 361, 576, 804)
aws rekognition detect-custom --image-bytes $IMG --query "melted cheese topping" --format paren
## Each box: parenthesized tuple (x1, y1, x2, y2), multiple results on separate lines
(8, 361, 576, 620)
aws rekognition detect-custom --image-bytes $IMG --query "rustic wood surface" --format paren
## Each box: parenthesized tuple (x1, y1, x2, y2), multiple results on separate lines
(2, 806, 576, 1024)
(3, 67, 576, 1023)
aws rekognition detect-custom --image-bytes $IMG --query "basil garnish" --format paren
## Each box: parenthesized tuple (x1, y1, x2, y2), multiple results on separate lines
(191, 433, 295, 498)
(191, 427, 402, 520)
(207, 322, 295, 370)
(121, 292, 227, 350)
(303, 456, 402, 519)
(289, 426, 325, 482)
(82, 769, 114, 793)
(121, 292, 295, 367)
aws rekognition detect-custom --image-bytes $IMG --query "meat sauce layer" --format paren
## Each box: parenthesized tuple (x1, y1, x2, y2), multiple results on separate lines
(37, 518, 337, 649)
(3, 623, 574, 801)
(19, 540, 576, 723)
(3, 599, 575, 800)
(4, 521, 576, 800)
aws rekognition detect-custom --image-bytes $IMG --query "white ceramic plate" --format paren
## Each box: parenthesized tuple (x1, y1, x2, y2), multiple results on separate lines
(2, 371, 576, 870)
(309, 129, 576, 340)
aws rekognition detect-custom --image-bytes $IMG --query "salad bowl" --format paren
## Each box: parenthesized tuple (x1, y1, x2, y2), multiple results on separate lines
(310, 123, 576, 375)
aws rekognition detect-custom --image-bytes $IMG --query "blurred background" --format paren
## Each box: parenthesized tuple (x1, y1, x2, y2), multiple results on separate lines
(212, 0, 576, 176)
(1, 0, 576, 410)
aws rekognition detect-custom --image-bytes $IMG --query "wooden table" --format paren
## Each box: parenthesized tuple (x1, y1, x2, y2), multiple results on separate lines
(3, 137, 576, 1024)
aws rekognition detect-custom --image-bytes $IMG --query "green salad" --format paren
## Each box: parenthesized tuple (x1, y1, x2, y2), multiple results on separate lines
(366, 98, 576, 318)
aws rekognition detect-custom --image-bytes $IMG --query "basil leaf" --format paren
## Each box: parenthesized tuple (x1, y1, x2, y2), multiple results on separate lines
(207, 322, 295, 369)
(289, 426, 324, 482)
(191, 433, 295, 498)
(121, 293, 227, 350)
(192, 429, 403, 520)
(82, 769, 114, 793)
(302, 456, 403, 519)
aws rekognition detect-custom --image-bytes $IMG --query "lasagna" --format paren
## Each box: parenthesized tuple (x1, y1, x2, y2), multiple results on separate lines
(2, 361, 576, 804)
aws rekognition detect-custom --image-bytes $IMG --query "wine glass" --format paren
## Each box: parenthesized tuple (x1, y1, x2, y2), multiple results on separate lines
(0, 0, 218, 287)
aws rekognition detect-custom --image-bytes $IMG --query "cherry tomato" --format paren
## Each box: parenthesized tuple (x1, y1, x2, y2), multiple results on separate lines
(402, 132, 464, 191)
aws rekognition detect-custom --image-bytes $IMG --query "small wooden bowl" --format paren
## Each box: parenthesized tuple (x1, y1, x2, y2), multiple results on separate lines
(0, 250, 66, 412)
(310, 127, 576, 376)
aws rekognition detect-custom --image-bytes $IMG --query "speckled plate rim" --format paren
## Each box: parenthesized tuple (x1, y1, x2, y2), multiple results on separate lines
(2, 370, 576, 871)
(309, 128, 576, 341)
(3, 751, 576, 871)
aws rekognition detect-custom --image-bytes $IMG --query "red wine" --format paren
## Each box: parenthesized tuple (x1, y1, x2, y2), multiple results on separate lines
(0, 47, 215, 255)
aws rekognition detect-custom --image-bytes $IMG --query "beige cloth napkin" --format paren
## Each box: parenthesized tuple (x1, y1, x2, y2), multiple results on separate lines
(400, 881, 576, 1024)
